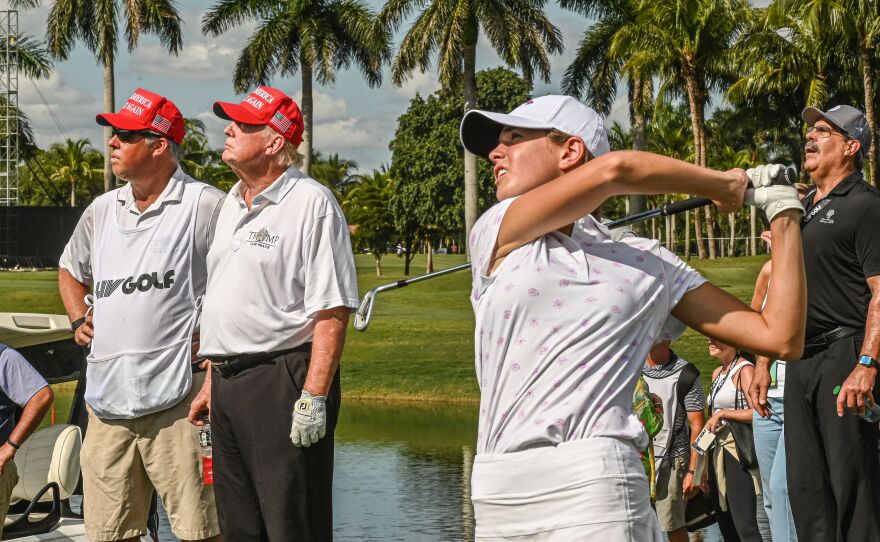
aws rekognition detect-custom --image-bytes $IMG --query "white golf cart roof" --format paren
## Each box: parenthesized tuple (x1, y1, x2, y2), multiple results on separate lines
(0, 313, 72, 349)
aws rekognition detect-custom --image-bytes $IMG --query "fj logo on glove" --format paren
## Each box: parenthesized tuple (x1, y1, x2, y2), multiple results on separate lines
(296, 399, 313, 415)
(95, 270, 176, 298)
(820, 209, 835, 224)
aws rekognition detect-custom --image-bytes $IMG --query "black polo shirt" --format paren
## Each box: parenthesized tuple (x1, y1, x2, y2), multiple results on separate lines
(802, 172, 880, 339)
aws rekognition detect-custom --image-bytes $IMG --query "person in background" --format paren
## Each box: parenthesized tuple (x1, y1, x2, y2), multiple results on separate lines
(706, 338, 761, 541)
(0, 343, 53, 538)
(643, 339, 706, 542)
(748, 229, 799, 541)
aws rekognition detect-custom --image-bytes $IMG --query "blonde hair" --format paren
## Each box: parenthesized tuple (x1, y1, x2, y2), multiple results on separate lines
(546, 128, 591, 164)
(262, 126, 304, 168)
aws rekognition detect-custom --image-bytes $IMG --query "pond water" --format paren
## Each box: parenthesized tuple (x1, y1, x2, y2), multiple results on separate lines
(85, 398, 723, 541)
(153, 400, 478, 541)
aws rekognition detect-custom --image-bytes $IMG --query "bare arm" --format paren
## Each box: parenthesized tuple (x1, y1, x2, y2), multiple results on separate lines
(305, 306, 351, 396)
(683, 409, 706, 499)
(494, 151, 747, 262)
(0, 386, 54, 474)
(748, 260, 774, 417)
(58, 269, 93, 346)
(750, 261, 772, 311)
(673, 212, 806, 360)
(837, 275, 880, 415)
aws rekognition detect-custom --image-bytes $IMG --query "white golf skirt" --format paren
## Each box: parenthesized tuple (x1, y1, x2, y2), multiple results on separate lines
(471, 437, 663, 541)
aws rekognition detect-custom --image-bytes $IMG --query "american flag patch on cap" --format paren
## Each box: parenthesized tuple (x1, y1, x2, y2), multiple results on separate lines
(151, 115, 172, 133)
(269, 111, 292, 134)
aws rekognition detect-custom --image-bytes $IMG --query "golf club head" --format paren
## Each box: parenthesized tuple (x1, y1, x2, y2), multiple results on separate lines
(353, 290, 376, 331)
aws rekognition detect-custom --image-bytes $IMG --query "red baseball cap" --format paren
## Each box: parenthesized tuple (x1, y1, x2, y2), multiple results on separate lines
(213, 86, 304, 146)
(96, 88, 186, 144)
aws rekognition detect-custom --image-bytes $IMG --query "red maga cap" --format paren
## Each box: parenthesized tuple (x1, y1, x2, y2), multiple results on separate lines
(213, 86, 304, 146)
(96, 88, 185, 144)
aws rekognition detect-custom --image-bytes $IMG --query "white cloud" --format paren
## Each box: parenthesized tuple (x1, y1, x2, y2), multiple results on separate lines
(195, 109, 231, 149)
(18, 72, 106, 148)
(291, 91, 351, 123)
(388, 69, 441, 99)
(130, 42, 239, 81)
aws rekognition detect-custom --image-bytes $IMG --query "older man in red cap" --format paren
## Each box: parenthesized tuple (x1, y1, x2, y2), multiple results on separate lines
(58, 88, 223, 542)
(189, 86, 358, 541)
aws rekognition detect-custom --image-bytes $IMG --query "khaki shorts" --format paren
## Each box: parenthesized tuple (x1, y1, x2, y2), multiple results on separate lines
(0, 460, 18, 538)
(81, 372, 219, 541)
(654, 453, 689, 532)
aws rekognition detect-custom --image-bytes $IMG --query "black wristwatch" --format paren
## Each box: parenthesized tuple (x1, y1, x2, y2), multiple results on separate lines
(70, 317, 86, 333)
(858, 355, 879, 370)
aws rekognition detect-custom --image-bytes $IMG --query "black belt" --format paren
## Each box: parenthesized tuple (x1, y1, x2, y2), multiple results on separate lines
(802, 326, 861, 359)
(210, 343, 312, 378)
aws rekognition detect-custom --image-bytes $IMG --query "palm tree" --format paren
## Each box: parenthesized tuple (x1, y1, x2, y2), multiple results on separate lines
(380, 0, 563, 255)
(561, 0, 652, 222)
(202, 0, 389, 177)
(46, 138, 102, 206)
(789, 0, 880, 184)
(345, 169, 396, 275)
(312, 153, 359, 201)
(612, 0, 754, 258)
(0, 33, 53, 160)
(14, 0, 183, 193)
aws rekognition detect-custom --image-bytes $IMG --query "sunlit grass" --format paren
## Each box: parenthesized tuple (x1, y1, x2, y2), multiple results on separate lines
(2, 252, 769, 401)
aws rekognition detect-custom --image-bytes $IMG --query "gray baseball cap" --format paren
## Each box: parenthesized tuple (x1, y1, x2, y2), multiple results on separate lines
(802, 104, 872, 156)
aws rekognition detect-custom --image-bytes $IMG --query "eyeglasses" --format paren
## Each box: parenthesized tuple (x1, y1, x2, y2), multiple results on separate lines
(806, 125, 847, 139)
(111, 127, 159, 143)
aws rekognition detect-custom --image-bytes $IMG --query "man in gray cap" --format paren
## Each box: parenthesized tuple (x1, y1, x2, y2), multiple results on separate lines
(777, 104, 880, 541)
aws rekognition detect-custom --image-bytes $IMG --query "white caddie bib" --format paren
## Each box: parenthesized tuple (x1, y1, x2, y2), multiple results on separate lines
(87, 179, 205, 419)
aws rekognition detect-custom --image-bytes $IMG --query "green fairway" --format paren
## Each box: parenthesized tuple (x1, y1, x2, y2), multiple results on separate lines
(1, 252, 769, 401)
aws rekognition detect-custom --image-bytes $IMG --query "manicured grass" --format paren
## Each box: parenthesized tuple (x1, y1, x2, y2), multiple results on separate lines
(0, 252, 769, 401)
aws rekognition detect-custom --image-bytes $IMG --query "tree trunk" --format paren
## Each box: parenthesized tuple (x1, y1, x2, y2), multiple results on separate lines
(301, 64, 314, 176)
(671, 213, 677, 253)
(750, 206, 756, 256)
(463, 38, 479, 260)
(629, 76, 649, 234)
(684, 72, 707, 259)
(102, 55, 115, 192)
(685, 210, 691, 259)
(861, 46, 878, 184)
(70, 178, 76, 207)
(729, 212, 735, 257)
(426, 238, 434, 274)
(375, 254, 382, 276)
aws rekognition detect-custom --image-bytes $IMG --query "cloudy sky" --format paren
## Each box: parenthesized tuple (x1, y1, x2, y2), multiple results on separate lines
(13, 1, 627, 173)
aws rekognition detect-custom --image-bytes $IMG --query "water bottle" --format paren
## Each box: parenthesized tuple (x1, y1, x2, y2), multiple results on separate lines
(833, 385, 880, 422)
(198, 416, 214, 485)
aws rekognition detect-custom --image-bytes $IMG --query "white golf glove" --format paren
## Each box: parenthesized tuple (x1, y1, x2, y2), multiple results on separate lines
(744, 164, 803, 222)
(290, 390, 327, 448)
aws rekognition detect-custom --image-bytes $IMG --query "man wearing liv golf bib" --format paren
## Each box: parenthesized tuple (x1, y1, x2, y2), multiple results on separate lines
(191, 86, 358, 541)
(58, 89, 223, 542)
(784, 104, 880, 541)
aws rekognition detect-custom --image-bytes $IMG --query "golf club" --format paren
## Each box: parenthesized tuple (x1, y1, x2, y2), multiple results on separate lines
(353, 167, 796, 331)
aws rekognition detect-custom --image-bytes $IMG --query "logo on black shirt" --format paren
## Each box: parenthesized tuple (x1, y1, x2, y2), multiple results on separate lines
(94, 270, 176, 299)
(820, 209, 835, 224)
(247, 227, 280, 249)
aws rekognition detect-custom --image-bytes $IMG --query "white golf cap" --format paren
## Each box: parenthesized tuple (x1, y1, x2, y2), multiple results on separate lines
(460, 95, 610, 160)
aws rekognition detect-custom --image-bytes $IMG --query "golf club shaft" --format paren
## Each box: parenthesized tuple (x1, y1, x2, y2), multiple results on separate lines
(353, 196, 716, 331)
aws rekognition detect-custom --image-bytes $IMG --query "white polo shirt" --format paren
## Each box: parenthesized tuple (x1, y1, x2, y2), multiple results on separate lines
(199, 167, 359, 356)
(59, 167, 225, 296)
(470, 198, 706, 455)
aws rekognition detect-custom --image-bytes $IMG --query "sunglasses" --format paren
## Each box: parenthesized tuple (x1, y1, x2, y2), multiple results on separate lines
(111, 127, 160, 143)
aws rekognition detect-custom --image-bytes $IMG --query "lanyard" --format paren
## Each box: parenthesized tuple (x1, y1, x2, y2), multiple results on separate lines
(709, 355, 741, 411)
(802, 193, 833, 226)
